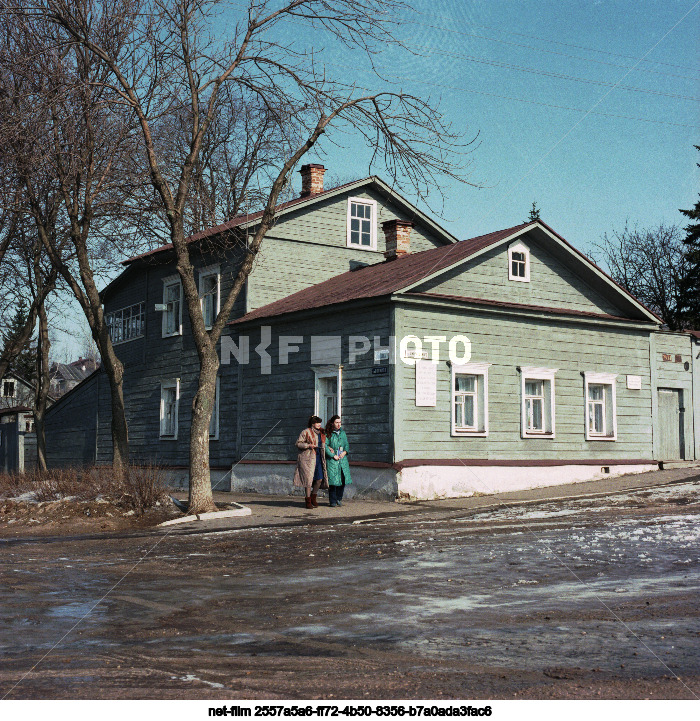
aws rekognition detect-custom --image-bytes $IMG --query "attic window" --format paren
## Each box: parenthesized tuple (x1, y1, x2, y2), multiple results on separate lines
(347, 197, 377, 250)
(2, 380, 15, 398)
(508, 240, 530, 282)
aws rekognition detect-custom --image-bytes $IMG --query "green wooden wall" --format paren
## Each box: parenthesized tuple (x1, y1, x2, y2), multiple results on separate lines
(651, 332, 695, 461)
(413, 233, 625, 316)
(393, 302, 654, 462)
(247, 187, 446, 310)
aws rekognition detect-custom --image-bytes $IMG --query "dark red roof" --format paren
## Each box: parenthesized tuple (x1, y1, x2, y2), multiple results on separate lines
(0, 406, 32, 416)
(688, 330, 700, 339)
(122, 178, 364, 266)
(231, 223, 531, 325)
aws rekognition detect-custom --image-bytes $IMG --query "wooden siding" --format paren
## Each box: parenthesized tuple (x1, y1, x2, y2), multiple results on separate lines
(97, 247, 248, 468)
(394, 303, 653, 463)
(45, 372, 99, 467)
(651, 332, 695, 461)
(237, 304, 393, 465)
(247, 188, 445, 310)
(412, 233, 626, 317)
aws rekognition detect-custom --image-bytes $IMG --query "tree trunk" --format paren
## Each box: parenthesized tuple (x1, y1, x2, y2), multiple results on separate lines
(33, 296, 51, 471)
(98, 345, 129, 472)
(187, 348, 219, 514)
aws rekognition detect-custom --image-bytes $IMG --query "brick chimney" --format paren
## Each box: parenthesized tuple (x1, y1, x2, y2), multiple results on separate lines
(299, 164, 326, 197)
(382, 219, 414, 260)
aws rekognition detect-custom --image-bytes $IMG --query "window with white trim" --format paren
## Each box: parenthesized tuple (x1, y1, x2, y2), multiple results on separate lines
(105, 302, 145, 344)
(347, 197, 377, 250)
(199, 265, 220, 330)
(508, 240, 530, 282)
(520, 367, 556, 437)
(160, 379, 179, 439)
(584, 372, 617, 440)
(451, 362, 491, 436)
(209, 376, 220, 440)
(162, 276, 182, 337)
(2, 380, 15, 398)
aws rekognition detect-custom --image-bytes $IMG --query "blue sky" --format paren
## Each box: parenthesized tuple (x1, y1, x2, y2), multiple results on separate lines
(55, 0, 699, 358)
(293, 0, 699, 254)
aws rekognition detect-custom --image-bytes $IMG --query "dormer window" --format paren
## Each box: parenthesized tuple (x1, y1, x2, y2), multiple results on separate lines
(347, 197, 377, 250)
(508, 240, 530, 282)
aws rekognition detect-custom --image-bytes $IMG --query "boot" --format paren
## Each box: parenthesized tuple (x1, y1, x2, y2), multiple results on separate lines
(305, 495, 314, 509)
(310, 493, 319, 508)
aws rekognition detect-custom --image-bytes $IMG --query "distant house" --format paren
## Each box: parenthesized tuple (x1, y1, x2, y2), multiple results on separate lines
(44, 165, 700, 497)
(0, 371, 56, 472)
(50, 358, 100, 398)
(1, 370, 35, 411)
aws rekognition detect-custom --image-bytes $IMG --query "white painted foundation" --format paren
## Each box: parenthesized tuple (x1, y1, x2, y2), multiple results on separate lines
(396, 463, 658, 500)
(164, 462, 659, 501)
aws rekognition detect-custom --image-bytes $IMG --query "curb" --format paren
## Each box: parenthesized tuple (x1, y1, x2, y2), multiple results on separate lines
(158, 502, 252, 527)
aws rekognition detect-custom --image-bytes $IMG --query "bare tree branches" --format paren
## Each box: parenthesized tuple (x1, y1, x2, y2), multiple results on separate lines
(12, 0, 477, 507)
(595, 223, 693, 331)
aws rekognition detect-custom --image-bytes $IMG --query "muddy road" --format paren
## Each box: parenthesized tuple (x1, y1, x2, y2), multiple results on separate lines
(1, 481, 699, 700)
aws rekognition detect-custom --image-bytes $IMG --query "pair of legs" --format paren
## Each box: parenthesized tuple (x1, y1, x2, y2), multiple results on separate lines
(305, 478, 322, 508)
(329, 478, 345, 507)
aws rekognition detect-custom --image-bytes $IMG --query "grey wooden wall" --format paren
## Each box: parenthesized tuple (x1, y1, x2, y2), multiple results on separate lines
(236, 302, 394, 465)
(45, 372, 100, 467)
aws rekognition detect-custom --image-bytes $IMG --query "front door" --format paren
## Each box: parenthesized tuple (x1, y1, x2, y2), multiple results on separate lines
(657, 388, 685, 460)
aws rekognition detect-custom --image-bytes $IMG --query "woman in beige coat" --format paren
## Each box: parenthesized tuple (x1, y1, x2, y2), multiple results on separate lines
(293, 415, 328, 509)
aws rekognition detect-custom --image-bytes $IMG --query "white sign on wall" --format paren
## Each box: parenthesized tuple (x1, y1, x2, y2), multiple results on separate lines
(626, 375, 642, 390)
(415, 360, 437, 406)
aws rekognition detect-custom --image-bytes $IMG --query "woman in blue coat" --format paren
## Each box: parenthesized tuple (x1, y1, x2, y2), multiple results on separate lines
(325, 415, 352, 507)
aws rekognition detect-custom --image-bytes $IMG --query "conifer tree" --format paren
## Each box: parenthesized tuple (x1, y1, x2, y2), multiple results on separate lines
(527, 201, 541, 222)
(679, 145, 700, 327)
(1, 300, 37, 383)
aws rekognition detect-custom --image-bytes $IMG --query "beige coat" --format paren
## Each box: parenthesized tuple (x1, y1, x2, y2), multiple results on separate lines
(293, 428, 328, 489)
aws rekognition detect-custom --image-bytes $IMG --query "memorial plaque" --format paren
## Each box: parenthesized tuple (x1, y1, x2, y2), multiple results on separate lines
(415, 360, 437, 406)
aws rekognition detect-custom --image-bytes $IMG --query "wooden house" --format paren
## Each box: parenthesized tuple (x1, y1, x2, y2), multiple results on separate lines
(43, 165, 699, 497)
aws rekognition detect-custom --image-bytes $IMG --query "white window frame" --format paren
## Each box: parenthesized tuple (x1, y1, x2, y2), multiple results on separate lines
(346, 197, 378, 251)
(2, 380, 15, 398)
(451, 362, 491, 437)
(584, 372, 618, 441)
(159, 379, 180, 439)
(520, 367, 556, 438)
(313, 365, 342, 419)
(209, 376, 220, 440)
(199, 264, 221, 331)
(162, 275, 183, 337)
(508, 240, 530, 282)
(105, 302, 145, 345)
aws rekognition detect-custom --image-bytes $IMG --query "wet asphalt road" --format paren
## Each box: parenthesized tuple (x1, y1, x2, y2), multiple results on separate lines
(1, 481, 699, 699)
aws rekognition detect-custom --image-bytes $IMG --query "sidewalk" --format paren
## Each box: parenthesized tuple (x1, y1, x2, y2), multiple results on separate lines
(166, 464, 700, 533)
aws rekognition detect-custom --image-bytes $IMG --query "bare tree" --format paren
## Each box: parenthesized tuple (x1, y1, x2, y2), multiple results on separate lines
(36, 0, 477, 513)
(595, 223, 692, 330)
(0, 8, 151, 470)
(0, 212, 58, 385)
(33, 249, 52, 470)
